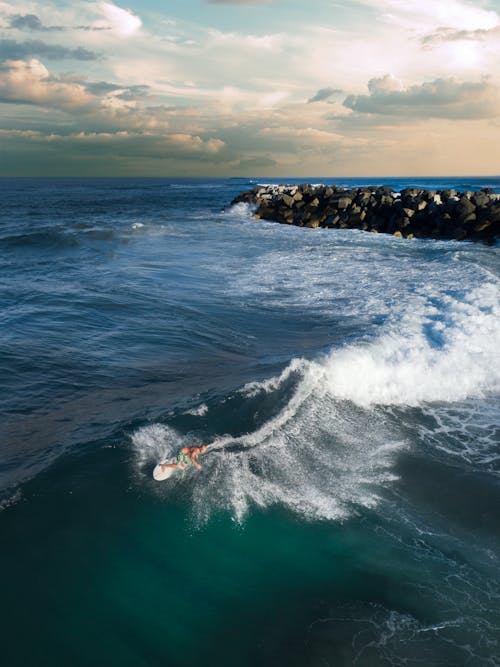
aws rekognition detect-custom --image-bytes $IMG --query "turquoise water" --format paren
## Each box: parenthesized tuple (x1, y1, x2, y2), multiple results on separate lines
(1, 178, 499, 666)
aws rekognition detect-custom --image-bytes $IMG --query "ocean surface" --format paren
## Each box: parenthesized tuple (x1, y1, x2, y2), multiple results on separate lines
(1, 176, 499, 667)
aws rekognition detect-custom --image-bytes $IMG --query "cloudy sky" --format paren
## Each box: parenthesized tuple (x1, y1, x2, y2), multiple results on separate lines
(0, 0, 499, 176)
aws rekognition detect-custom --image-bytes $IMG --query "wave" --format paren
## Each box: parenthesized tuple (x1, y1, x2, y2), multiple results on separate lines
(131, 281, 499, 524)
(243, 281, 500, 408)
(0, 230, 81, 249)
(225, 202, 256, 217)
(183, 403, 208, 417)
(320, 282, 500, 407)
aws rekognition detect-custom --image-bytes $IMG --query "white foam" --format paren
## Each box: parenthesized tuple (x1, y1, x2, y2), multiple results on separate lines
(414, 400, 500, 473)
(183, 403, 208, 417)
(226, 202, 255, 217)
(321, 283, 500, 407)
(0, 489, 22, 512)
(131, 282, 499, 524)
(132, 356, 403, 524)
(240, 357, 307, 398)
(131, 424, 184, 468)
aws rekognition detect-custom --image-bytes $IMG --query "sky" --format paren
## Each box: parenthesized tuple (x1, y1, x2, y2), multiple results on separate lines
(0, 0, 499, 176)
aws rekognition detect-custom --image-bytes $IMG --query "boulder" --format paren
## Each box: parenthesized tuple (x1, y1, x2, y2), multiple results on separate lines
(227, 184, 499, 243)
(474, 220, 491, 232)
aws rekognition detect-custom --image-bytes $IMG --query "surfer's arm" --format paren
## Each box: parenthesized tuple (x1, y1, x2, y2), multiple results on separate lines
(190, 452, 202, 469)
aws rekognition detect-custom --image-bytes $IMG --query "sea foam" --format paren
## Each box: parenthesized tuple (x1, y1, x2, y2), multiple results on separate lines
(132, 280, 499, 524)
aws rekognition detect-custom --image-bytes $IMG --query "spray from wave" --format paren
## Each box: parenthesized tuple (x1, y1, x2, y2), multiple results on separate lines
(131, 282, 499, 524)
(321, 282, 500, 407)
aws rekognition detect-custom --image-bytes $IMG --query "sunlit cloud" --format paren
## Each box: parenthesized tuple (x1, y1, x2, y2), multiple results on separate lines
(344, 75, 500, 120)
(99, 2, 141, 36)
(0, 0, 499, 175)
(0, 59, 94, 109)
(208, 1, 273, 4)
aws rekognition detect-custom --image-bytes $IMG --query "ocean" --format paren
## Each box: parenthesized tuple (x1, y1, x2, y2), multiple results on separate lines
(0, 176, 499, 666)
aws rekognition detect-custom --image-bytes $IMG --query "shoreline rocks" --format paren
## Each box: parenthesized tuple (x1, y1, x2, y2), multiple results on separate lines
(229, 184, 500, 243)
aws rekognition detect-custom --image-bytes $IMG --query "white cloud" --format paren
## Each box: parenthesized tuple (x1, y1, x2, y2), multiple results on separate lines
(1, 0, 500, 176)
(99, 2, 141, 36)
(0, 59, 94, 109)
(360, 0, 499, 32)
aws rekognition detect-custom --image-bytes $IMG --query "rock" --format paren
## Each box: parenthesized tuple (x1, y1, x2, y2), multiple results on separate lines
(306, 217, 321, 228)
(456, 196, 476, 220)
(227, 184, 499, 243)
(462, 212, 477, 224)
(490, 205, 500, 223)
(474, 220, 491, 232)
(336, 197, 352, 209)
(472, 192, 490, 207)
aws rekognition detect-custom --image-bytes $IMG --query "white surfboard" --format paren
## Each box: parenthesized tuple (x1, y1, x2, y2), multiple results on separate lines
(153, 461, 179, 481)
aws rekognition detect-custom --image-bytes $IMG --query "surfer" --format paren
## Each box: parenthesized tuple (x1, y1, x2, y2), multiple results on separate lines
(160, 445, 207, 472)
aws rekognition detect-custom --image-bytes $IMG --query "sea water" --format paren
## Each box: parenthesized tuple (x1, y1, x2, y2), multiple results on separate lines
(0, 177, 499, 666)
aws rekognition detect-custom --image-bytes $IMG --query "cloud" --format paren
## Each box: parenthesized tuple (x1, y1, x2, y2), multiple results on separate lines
(359, 0, 499, 32)
(422, 25, 500, 46)
(343, 75, 500, 120)
(1, 0, 499, 177)
(85, 81, 149, 100)
(235, 155, 277, 169)
(207, 1, 272, 4)
(0, 129, 226, 166)
(257, 125, 367, 150)
(8, 13, 63, 31)
(7, 12, 111, 32)
(0, 59, 95, 109)
(308, 87, 342, 103)
(99, 2, 141, 36)
(0, 39, 99, 61)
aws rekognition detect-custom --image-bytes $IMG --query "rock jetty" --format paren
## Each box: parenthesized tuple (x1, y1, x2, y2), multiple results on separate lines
(230, 184, 500, 243)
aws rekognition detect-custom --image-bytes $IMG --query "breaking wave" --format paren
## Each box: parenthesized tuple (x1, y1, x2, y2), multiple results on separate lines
(132, 281, 499, 524)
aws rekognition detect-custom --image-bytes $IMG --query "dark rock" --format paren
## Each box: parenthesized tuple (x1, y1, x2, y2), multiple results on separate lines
(474, 220, 491, 232)
(490, 204, 500, 223)
(472, 192, 490, 207)
(227, 184, 499, 244)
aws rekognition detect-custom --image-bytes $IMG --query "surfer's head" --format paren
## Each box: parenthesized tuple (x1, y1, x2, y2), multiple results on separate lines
(200, 444, 207, 453)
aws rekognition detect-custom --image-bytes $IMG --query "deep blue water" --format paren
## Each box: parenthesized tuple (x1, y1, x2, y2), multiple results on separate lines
(0, 177, 499, 666)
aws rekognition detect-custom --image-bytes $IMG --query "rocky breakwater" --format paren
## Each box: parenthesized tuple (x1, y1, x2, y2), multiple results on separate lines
(230, 184, 500, 243)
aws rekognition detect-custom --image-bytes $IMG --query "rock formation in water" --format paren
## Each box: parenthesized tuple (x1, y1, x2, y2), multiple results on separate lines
(229, 184, 500, 243)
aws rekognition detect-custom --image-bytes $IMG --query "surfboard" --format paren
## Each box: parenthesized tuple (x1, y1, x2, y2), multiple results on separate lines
(153, 461, 179, 481)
